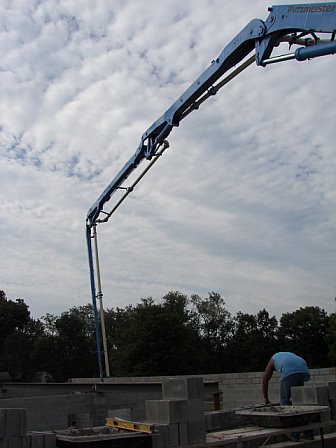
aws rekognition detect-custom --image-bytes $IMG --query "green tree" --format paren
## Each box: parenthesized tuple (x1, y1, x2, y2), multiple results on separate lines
(190, 292, 233, 345)
(190, 292, 234, 372)
(278, 306, 329, 367)
(0, 290, 32, 375)
(39, 305, 98, 381)
(254, 308, 279, 368)
(3, 319, 45, 381)
(0, 290, 30, 346)
(108, 292, 201, 376)
(327, 313, 336, 366)
(224, 311, 258, 372)
(224, 309, 279, 372)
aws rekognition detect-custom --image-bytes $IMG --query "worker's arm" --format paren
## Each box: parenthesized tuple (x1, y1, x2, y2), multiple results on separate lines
(262, 358, 275, 404)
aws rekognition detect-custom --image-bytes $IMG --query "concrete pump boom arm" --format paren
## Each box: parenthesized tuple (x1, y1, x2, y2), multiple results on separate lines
(86, 3, 336, 228)
(86, 3, 336, 380)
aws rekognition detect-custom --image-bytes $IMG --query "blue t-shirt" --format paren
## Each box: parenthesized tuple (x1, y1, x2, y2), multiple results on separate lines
(272, 352, 310, 381)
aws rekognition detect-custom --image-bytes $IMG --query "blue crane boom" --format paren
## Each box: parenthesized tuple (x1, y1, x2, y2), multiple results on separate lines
(86, 3, 336, 228)
(86, 3, 336, 379)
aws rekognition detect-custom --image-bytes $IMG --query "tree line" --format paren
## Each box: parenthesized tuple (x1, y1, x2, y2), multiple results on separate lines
(1, 289, 336, 382)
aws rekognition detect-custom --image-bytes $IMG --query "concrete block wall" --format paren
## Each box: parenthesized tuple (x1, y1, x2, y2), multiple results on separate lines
(0, 394, 95, 431)
(146, 377, 206, 447)
(0, 409, 27, 438)
(70, 369, 336, 411)
(0, 409, 56, 448)
(200, 368, 336, 409)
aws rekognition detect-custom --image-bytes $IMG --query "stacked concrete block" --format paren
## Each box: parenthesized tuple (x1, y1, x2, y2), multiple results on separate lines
(327, 382, 336, 420)
(146, 400, 188, 424)
(162, 377, 204, 400)
(146, 400, 189, 446)
(0, 409, 28, 448)
(27, 432, 56, 448)
(291, 384, 333, 424)
(151, 424, 169, 448)
(205, 409, 246, 432)
(291, 385, 329, 406)
(0, 438, 28, 448)
(146, 377, 206, 447)
(205, 411, 221, 432)
(150, 423, 191, 448)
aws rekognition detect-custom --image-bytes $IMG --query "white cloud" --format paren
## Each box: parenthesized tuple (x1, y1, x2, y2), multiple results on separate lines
(1, 0, 335, 320)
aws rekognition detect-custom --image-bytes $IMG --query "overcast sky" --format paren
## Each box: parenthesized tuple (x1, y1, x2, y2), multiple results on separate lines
(1, 0, 335, 320)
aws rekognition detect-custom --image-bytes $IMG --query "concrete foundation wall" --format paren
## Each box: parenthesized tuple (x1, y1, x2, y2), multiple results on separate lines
(0, 394, 94, 431)
(0, 390, 159, 431)
(1, 368, 336, 434)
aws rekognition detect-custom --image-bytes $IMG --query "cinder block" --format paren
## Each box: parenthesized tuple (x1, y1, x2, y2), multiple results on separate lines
(187, 420, 206, 444)
(94, 409, 106, 426)
(28, 433, 44, 448)
(178, 422, 189, 446)
(151, 425, 169, 448)
(153, 424, 193, 448)
(146, 400, 188, 424)
(289, 386, 303, 405)
(0, 410, 27, 438)
(3, 437, 28, 448)
(168, 424, 179, 447)
(205, 412, 221, 431)
(162, 377, 204, 400)
(291, 385, 329, 406)
(330, 399, 336, 420)
(0, 412, 5, 439)
(187, 399, 204, 422)
(41, 433, 56, 448)
(319, 409, 332, 422)
(27, 432, 56, 448)
(328, 382, 336, 400)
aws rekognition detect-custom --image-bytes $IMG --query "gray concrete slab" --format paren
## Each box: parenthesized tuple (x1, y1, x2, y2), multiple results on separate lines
(292, 385, 329, 406)
(146, 400, 188, 424)
(162, 378, 204, 400)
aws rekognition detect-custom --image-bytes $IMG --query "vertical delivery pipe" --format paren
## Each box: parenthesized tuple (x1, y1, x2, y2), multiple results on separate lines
(86, 224, 104, 381)
(92, 225, 110, 377)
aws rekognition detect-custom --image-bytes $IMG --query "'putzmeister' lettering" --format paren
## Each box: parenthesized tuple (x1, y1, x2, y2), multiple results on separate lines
(288, 4, 336, 13)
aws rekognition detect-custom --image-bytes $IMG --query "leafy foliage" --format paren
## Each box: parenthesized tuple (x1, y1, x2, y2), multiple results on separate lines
(106, 292, 201, 376)
(0, 288, 334, 381)
(327, 313, 336, 365)
(278, 306, 330, 366)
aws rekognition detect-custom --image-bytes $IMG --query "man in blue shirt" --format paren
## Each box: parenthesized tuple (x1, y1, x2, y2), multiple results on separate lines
(262, 352, 312, 442)
(262, 351, 310, 405)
